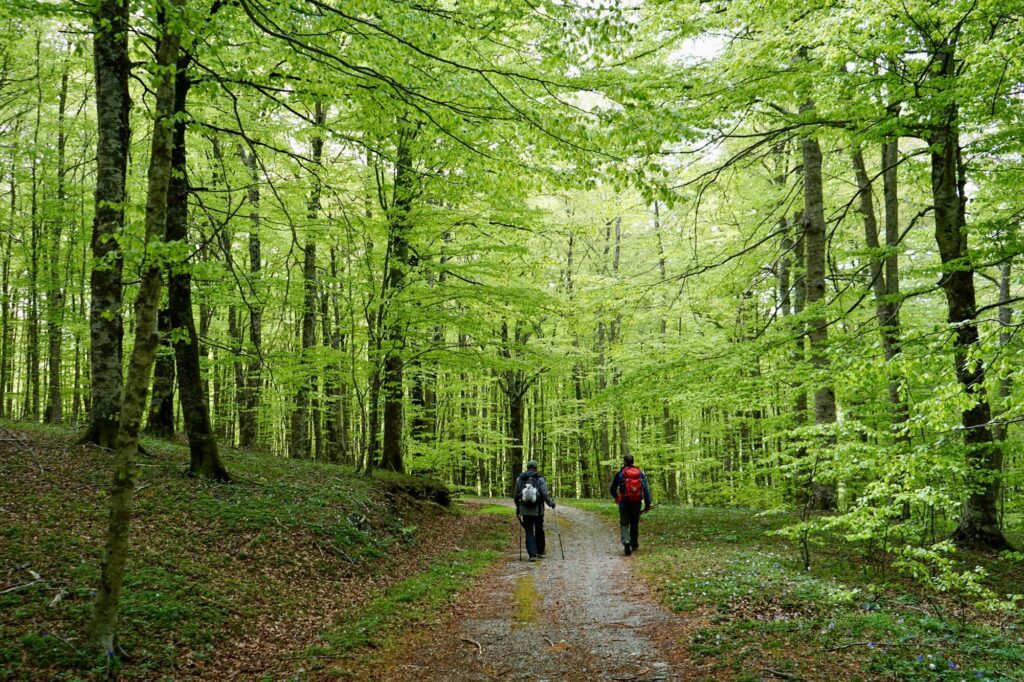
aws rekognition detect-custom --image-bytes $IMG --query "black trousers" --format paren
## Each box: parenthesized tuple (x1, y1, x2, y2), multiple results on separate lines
(619, 503, 641, 547)
(521, 514, 546, 557)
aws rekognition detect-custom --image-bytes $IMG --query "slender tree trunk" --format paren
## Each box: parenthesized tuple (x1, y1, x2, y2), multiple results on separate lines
(27, 38, 42, 421)
(166, 59, 229, 481)
(881, 141, 908, 424)
(854, 145, 910, 515)
(790, 220, 808, 497)
(500, 320, 535, 491)
(852, 147, 907, 385)
(926, 44, 1008, 549)
(290, 101, 325, 459)
(227, 305, 243, 447)
(85, 0, 130, 448)
(801, 115, 837, 511)
(506, 384, 526, 491)
(565, 232, 593, 497)
(321, 250, 343, 462)
(1, 162, 14, 419)
(44, 68, 70, 424)
(655, 202, 676, 499)
(145, 307, 176, 438)
(238, 146, 261, 449)
(379, 129, 417, 473)
(994, 259, 1013, 444)
(89, 4, 182, 651)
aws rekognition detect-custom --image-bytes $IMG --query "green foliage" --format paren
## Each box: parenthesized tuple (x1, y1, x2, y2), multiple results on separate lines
(3, 0, 1024, 673)
(621, 504, 1024, 680)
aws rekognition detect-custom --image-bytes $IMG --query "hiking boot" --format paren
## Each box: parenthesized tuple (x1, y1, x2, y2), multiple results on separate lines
(529, 555, 539, 562)
(624, 543, 632, 556)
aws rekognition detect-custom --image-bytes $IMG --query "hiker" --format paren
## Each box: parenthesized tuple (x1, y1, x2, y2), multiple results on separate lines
(609, 454, 652, 556)
(513, 459, 556, 561)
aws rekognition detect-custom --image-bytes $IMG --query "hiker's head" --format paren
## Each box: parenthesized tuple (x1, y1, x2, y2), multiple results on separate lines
(526, 459, 538, 471)
(623, 454, 634, 467)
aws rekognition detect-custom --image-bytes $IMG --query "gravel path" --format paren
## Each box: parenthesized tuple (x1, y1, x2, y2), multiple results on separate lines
(375, 501, 697, 681)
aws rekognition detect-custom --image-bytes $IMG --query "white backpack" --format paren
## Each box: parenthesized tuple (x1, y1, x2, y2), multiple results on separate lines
(521, 478, 539, 504)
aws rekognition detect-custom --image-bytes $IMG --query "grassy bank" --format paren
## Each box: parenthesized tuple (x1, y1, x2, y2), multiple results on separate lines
(303, 505, 511, 677)
(570, 500, 1024, 681)
(0, 424, 509, 680)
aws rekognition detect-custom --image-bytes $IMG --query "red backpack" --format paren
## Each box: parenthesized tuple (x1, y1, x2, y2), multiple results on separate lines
(620, 466, 644, 504)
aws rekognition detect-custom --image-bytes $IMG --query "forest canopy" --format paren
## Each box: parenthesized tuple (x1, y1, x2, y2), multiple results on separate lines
(1, 0, 1023, 662)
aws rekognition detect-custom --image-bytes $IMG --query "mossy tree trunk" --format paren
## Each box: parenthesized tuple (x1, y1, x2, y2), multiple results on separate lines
(84, 0, 130, 448)
(89, 0, 183, 652)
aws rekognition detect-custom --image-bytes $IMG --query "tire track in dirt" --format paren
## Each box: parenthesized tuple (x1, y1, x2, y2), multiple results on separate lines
(375, 501, 701, 681)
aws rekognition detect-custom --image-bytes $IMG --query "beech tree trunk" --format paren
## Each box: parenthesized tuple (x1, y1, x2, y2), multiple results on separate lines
(44, 68, 69, 424)
(0, 227, 11, 419)
(85, 0, 130, 448)
(145, 307, 176, 438)
(166, 58, 229, 482)
(290, 100, 325, 459)
(89, 3, 182, 652)
(238, 145, 262, 449)
(565, 232, 593, 497)
(881, 141, 908, 419)
(853, 145, 910, 446)
(926, 43, 1008, 549)
(379, 129, 417, 473)
(995, 259, 1013, 444)
(322, 248, 345, 462)
(500, 320, 537, 491)
(506, 382, 526, 491)
(801, 115, 837, 511)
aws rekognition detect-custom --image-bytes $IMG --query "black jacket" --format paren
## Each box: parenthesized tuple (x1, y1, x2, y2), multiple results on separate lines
(513, 470, 554, 516)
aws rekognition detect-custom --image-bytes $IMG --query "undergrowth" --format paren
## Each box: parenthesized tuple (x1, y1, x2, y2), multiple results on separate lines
(303, 509, 508, 676)
(0, 422, 498, 680)
(571, 500, 1024, 681)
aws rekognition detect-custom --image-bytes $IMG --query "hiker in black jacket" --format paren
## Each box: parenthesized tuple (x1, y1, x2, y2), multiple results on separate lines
(609, 454, 652, 556)
(513, 459, 555, 561)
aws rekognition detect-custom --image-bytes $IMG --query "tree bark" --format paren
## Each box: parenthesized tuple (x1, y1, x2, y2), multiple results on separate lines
(926, 44, 1008, 549)
(290, 101, 325, 459)
(801, 115, 837, 511)
(379, 129, 417, 473)
(881, 141, 908, 419)
(994, 259, 1013, 444)
(145, 307, 176, 438)
(27, 36, 42, 422)
(166, 58, 229, 482)
(89, 2, 182, 651)
(500, 320, 536, 491)
(44, 68, 70, 424)
(322, 247, 346, 462)
(853, 147, 908, 420)
(84, 0, 130, 448)
(238, 146, 262, 449)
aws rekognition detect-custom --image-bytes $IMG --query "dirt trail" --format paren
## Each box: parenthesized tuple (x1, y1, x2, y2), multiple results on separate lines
(375, 501, 697, 681)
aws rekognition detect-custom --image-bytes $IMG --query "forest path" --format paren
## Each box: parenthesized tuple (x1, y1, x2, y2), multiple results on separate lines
(373, 501, 699, 681)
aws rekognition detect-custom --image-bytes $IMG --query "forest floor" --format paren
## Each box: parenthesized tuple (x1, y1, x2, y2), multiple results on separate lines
(3, 423, 1024, 681)
(0, 423, 510, 681)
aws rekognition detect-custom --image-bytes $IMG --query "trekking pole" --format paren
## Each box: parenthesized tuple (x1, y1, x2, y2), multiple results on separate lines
(517, 513, 523, 561)
(552, 504, 565, 560)
(640, 503, 659, 519)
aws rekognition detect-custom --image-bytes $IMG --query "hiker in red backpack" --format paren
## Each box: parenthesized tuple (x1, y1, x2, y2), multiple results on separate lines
(609, 454, 652, 556)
